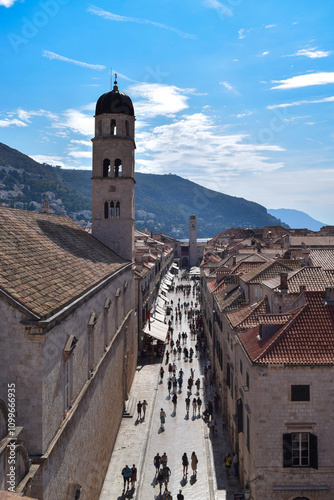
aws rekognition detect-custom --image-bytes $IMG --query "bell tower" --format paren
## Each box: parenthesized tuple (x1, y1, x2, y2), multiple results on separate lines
(91, 75, 135, 262)
(189, 214, 197, 267)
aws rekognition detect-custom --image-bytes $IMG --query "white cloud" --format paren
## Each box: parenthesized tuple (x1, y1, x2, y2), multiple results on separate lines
(42, 50, 106, 71)
(0, 0, 19, 7)
(238, 28, 253, 39)
(265, 24, 276, 29)
(203, 0, 233, 16)
(285, 47, 332, 59)
(16, 108, 58, 122)
(219, 81, 240, 95)
(136, 113, 284, 183)
(267, 96, 334, 109)
(70, 139, 92, 147)
(29, 155, 71, 168)
(271, 72, 334, 90)
(129, 83, 191, 118)
(0, 118, 27, 128)
(236, 110, 254, 118)
(68, 150, 92, 158)
(87, 5, 196, 39)
(53, 109, 94, 136)
(258, 50, 269, 57)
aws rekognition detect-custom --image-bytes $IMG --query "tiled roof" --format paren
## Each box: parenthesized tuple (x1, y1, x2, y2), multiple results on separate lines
(241, 260, 294, 284)
(227, 296, 269, 329)
(262, 266, 334, 292)
(0, 208, 126, 319)
(289, 235, 334, 247)
(215, 286, 245, 312)
(238, 291, 334, 365)
(309, 249, 334, 271)
(231, 261, 264, 275)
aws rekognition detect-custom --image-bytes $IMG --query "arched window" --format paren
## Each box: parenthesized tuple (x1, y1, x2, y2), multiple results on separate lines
(110, 119, 116, 135)
(110, 201, 114, 218)
(104, 201, 109, 219)
(103, 159, 111, 177)
(98, 120, 102, 136)
(116, 201, 120, 219)
(114, 158, 122, 177)
(125, 120, 129, 136)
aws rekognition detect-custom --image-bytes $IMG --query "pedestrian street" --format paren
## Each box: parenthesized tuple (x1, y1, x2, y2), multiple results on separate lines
(99, 272, 243, 500)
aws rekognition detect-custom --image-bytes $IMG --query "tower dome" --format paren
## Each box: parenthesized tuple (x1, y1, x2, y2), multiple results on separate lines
(95, 75, 134, 116)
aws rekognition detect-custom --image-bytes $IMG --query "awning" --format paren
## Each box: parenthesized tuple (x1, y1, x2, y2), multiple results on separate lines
(160, 283, 169, 292)
(152, 310, 165, 322)
(166, 271, 174, 280)
(189, 267, 200, 276)
(155, 304, 166, 315)
(158, 294, 168, 302)
(144, 318, 168, 341)
(171, 263, 179, 269)
(163, 277, 173, 286)
(156, 298, 166, 310)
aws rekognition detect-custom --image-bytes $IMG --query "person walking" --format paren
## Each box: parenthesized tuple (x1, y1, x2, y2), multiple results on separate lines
(160, 408, 166, 430)
(121, 464, 131, 492)
(154, 453, 161, 475)
(166, 491, 173, 500)
(161, 452, 168, 467)
(197, 396, 202, 416)
(225, 453, 232, 477)
(167, 379, 172, 396)
(157, 467, 164, 495)
(162, 464, 171, 492)
(178, 375, 183, 392)
(191, 451, 198, 474)
(130, 464, 137, 488)
(182, 452, 189, 476)
(185, 396, 190, 415)
(177, 489, 184, 500)
(192, 397, 197, 418)
(142, 400, 148, 419)
(172, 393, 177, 414)
(188, 377, 193, 392)
(137, 400, 142, 420)
(160, 366, 164, 383)
(195, 377, 200, 394)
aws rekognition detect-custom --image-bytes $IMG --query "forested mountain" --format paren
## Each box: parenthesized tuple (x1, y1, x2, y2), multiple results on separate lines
(0, 142, 286, 238)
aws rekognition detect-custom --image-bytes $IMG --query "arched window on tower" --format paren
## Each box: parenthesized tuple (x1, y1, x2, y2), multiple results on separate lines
(103, 159, 111, 177)
(125, 120, 129, 136)
(114, 158, 122, 177)
(104, 201, 109, 219)
(110, 119, 116, 135)
(116, 201, 120, 219)
(98, 120, 102, 136)
(110, 201, 114, 218)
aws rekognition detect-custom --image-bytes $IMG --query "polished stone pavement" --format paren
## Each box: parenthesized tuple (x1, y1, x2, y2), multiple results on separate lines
(99, 275, 243, 500)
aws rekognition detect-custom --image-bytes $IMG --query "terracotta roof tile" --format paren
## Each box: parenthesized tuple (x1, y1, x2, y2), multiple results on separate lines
(238, 291, 334, 365)
(262, 266, 334, 292)
(309, 249, 334, 271)
(0, 208, 127, 318)
(241, 260, 295, 284)
(227, 296, 270, 329)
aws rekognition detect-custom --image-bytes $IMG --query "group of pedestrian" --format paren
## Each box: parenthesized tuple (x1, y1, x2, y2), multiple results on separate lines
(154, 452, 171, 495)
(224, 452, 239, 477)
(137, 399, 148, 421)
(121, 464, 137, 492)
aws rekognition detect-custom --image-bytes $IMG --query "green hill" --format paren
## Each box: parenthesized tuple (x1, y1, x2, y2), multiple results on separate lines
(0, 142, 285, 237)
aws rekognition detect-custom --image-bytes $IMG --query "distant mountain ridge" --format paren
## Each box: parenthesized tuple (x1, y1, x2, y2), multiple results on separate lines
(268, 208, 327, 232)
(0, 141, 287, 238)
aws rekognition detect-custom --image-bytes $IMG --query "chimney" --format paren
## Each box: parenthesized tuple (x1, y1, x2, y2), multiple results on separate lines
(280, 272, 288, 292)
(299, 284, 306, 293)
(325, 287, 334, 304)
(232, 255, 237, 266)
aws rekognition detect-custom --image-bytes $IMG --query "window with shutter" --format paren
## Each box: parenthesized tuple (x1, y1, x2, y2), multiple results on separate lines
(226, 363, 230, 388)
(283, 433, 317, 468)
(247, 415, 250, 452)
(237, 399, 243, 433)
(309, 433, 318, 469)
(283, 433, 292, 468)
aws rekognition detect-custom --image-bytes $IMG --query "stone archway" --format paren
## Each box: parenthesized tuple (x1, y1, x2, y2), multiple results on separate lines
(181, 257, 188, 268)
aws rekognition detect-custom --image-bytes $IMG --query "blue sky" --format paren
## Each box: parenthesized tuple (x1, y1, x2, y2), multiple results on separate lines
(1, 0, 334, 224)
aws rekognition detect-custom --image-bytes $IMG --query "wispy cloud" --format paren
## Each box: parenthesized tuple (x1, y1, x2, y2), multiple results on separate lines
(87, 5, 196, 39)
(129, 83, 192, 118)
(0, 118, 27, 128)
(0, 0, 20, 7)
(203, 0, 233, 17)
(284, 47, 332, 59)
(220, 81, 240, 95)
(29, 155, 72, 169)
(136, 113, 284, 184)
(271, 72, 334, 90)
(42, 50, 106, 70)
(265, 24, 276, 29)
(267, 96, 334, 109)
(238, 28, 253, 39)
(258, 50, 269, 57)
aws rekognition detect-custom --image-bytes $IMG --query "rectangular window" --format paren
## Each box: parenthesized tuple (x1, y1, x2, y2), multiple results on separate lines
(283, 432, 318, 469)
(292, 432, 309, 466)
(247, 415, 250, 452)
(239, 359, 243, 374)
(226, 362, 230, 388)
(291, 385, 310, 401)
(237, 399, 243, 433)
(65, 359, 71, 411)
(246, 371, 249, 389)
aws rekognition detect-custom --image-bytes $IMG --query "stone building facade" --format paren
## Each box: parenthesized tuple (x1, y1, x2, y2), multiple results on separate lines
(0, 82, 138, 499)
